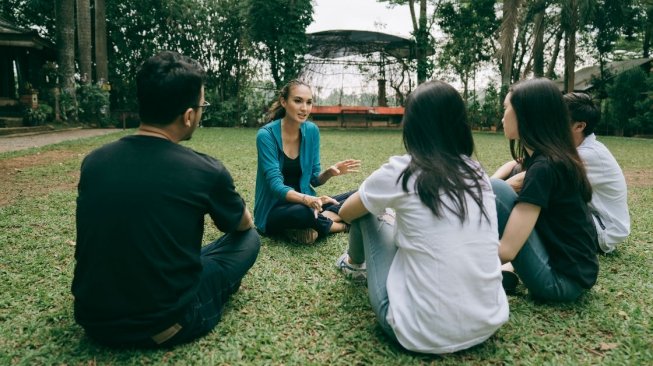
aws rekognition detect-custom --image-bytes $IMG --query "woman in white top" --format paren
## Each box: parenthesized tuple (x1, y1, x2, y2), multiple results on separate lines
(336, 80, 509, 354)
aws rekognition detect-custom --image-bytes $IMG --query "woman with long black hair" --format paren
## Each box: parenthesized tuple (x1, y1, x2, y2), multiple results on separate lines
(493, 78, 599, 302)
(336, 80, 508, 354)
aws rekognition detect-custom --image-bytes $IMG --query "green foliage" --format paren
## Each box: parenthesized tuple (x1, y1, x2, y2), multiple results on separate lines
(39, 61, 59, 88)
(482, 83, 502, 129)
(632, 73, 653, 133)
(603, 68, 652, 136)
(592, 0, 633, 57)
(247, 0, 313, 88)
(0, 0, 55, 39)
(466, 93, 482, 129)
(378, 0, 435, 84)
(77, 83, 110, 126)
(437, 0, 498, 98)
(58, 89, 77, 122)
(103, 0, 257, 123)
(467, 83, 502, 131)
(22, 104, 53, 126)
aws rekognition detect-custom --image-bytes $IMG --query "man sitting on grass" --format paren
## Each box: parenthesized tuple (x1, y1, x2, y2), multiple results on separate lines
(493, 92, 630, 254)
(72, 51, 260, 348)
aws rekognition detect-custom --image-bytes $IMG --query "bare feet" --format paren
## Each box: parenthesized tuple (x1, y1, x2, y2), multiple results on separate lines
(329, 221, 349, 233)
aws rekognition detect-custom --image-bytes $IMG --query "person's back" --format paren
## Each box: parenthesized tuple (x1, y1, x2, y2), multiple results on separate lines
(374, 155, 507, 353)
(74, 136, 237, 338)
(577, 135, 629, 251)
(337, 80, 508, 354)
(72, 51, 259, 348)
(565, 93, 630, 253)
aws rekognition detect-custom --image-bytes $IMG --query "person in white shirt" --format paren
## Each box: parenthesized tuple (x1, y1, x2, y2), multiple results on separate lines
(565, 92, 630, 253)
(335, 80, 509, 354)
(493, 93, 630, 254)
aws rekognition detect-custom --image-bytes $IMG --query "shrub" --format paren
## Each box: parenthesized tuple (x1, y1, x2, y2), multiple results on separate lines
(23, 104, 53, 126)
(77, 84, 111, 126)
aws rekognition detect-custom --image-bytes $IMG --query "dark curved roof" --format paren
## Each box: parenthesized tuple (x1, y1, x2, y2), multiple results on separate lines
(307, 29, 433, 59)
(0, 16, 54, 51)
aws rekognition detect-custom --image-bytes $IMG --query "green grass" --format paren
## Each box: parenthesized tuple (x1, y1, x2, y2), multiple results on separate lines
(1, 128, 652, 365)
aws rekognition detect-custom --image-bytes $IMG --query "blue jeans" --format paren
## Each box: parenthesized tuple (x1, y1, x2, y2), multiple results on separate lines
(347, 211, 398, 341)
(491, 179, 584, 302)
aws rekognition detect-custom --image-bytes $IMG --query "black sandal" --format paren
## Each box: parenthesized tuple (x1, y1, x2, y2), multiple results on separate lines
(502, 270, 520, 295)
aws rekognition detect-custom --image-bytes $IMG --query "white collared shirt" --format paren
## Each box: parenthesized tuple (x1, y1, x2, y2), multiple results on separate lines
(578, 134, 631, 252)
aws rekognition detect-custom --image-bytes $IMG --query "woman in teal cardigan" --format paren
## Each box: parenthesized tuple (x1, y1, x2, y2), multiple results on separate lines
(254, 80, 360, 244)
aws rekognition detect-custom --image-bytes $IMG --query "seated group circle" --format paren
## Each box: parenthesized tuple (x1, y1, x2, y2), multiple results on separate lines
(71, 51, 629, 353)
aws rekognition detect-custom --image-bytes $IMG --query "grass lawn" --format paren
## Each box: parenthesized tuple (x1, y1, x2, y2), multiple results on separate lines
(1, 128, 652, 365)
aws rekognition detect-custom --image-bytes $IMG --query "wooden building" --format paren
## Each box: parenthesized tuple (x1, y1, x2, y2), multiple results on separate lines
(0, 17, 55, 126)
(310, 105, 404, 128)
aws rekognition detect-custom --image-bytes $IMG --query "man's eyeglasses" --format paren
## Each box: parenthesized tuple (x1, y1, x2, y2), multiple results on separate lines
(193, 101, 211, 110)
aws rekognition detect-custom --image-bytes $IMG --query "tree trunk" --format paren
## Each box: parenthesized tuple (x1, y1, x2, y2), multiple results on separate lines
(546, 28, 563, 79)
(643, 5, 653, 58)
(94, 0, 108, 82)
(500, 0, 520, 91)
(512, 19, 529, 83)
(563, 0, 578, 93)
(55, 0, 77, 121)
(532, 8, 545, 77)
(76, 0, 92, 84)
(413, 0, 429, 84)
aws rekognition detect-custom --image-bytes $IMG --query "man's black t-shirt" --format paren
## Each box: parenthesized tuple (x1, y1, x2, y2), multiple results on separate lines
(72, 135, 245, 339)
(518, 154, 599, 289)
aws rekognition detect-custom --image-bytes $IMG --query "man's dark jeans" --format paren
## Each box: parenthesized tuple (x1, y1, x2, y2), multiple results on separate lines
(86, 228, 261, 348)
(161, 228, 260, 347)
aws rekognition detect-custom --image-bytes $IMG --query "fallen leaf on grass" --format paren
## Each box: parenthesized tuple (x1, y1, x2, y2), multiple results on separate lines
(598, 342, 618, 351)
(618, 310, 629, 320)
(66, 240, 76, 246)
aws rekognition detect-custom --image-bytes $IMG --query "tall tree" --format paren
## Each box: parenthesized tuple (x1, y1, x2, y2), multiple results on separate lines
(545, 28, 563, 78)
(438, 0, 498, 98)
(641, 0, 653, 57)
(378, 0, 440, 84)
(560, 0, 594, 93)
(499, 0, 521, 93)
(531, 0, 548, 77)
(94, 0, 108, 82)
(248, 0, 313, 88)
(55, 0, 77, 121)
(76, 0, 92, 84)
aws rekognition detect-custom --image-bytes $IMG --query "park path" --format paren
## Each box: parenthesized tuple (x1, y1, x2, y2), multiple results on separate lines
(0, 128, 122, 153)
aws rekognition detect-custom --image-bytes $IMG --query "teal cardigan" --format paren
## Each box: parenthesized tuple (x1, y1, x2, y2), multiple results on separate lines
(254, 119, 323, 233)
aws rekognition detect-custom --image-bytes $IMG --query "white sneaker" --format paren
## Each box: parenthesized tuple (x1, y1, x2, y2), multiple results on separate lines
(335, 252, 367, 282)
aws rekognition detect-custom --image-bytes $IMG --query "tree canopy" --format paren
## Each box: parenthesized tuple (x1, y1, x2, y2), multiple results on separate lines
(0, 0, 651, 133)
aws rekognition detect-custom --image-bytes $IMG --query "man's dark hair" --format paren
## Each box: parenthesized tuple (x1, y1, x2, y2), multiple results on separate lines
(136, 51, 206, 125)
(563, 92, 600, 136)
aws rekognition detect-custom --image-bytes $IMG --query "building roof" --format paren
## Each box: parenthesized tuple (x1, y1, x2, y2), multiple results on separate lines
(0, 16, 54, 50)
(307, 29, 434, 59)
(555, 58, 653, 92)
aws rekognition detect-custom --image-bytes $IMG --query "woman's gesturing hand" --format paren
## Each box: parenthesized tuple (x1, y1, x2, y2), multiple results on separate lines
(302, 195, 338, 218)
(328, 159, 361, 177)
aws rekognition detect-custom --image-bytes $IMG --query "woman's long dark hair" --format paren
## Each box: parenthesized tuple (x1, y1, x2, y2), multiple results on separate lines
(399, 80, 489, 223)
(508, 78, 592, 202)
(266, 79, 311, 122)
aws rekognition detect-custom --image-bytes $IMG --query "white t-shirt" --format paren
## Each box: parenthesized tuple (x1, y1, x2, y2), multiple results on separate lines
(358, 154, 509, 354)
(578, 134, 630, 253)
